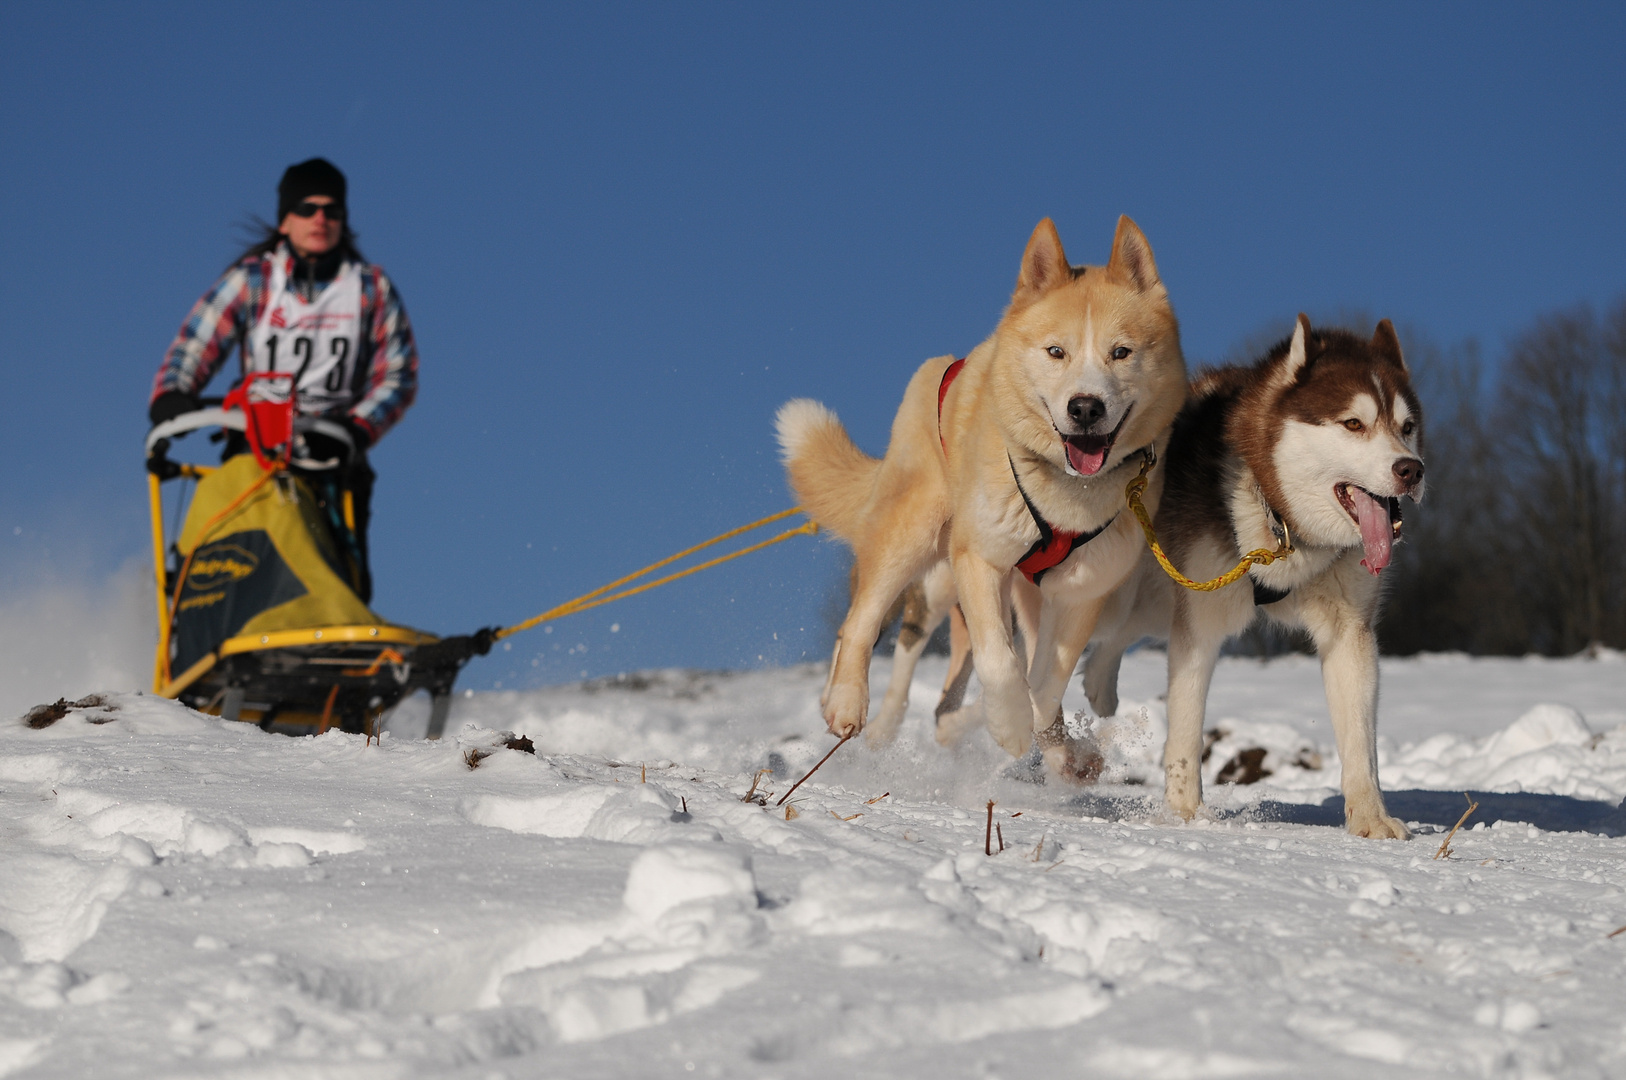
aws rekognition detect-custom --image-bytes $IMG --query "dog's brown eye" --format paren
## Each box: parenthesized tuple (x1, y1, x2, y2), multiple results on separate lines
(1111, 346, 1132, 360)
(1046, 346, 1065, 359)
(1343, 418, 1364, 432)
(1402, 419, 1415, 436)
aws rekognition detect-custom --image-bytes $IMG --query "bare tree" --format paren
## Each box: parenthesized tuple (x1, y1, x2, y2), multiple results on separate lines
(1381, 297, 1626, 656)
(1500, 304, 1623, 652)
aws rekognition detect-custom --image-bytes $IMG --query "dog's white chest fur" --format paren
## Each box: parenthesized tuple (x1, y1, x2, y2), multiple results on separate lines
(1226, 460, 1341, 592)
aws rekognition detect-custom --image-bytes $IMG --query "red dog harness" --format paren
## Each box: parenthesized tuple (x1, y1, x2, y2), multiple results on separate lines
(1007, 459, 1110, 584)
(936, 358, 1114, 585)
(937, 357, 966, 452)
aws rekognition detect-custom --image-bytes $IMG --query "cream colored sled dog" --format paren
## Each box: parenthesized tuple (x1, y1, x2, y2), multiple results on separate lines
(1083, 316, 1425, 836)
(778, 217, 1187, 778)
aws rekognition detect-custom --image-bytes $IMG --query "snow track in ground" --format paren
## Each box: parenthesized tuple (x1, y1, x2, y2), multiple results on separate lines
(1, 653, 1624, 1077)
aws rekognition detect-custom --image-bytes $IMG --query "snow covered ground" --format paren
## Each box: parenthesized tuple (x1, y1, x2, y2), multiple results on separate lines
(2, 649, 1625, 1079)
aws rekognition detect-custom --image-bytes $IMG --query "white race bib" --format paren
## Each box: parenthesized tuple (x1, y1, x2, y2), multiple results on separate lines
(247, 253, 363, 415)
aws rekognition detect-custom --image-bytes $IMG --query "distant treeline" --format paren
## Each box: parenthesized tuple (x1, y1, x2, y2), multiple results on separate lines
(1377, 297, 1626, 656)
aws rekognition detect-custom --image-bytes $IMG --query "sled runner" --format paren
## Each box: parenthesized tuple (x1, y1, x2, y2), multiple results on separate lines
(145, 373, 487, 737)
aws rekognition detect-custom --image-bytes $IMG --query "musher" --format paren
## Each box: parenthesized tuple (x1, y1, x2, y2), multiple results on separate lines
(149, 158, 418, 603)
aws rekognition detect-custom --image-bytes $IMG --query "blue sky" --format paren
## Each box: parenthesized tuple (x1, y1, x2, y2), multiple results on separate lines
(2, 3, 1623, 690)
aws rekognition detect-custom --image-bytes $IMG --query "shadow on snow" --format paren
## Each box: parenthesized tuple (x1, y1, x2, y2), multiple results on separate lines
(1257, 790, 1626, 837)
(1062, 789, 1626, 838)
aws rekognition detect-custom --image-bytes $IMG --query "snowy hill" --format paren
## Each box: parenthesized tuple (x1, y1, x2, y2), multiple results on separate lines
(2, 652, 1625, 1078)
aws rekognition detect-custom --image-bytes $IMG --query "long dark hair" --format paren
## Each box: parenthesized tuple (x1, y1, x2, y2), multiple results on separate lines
(230, 215, 365, 269)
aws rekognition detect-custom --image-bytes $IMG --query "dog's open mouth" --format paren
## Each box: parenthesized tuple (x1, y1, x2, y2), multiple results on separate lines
(1335, 483, 1403, 575)
(1058, 407, 1130, 476)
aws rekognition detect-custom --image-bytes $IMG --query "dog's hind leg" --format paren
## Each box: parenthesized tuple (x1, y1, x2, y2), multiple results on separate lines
(825, 528, 942, 739)
(1082, 562, 1172, 718)
(820, 562, 870, 709)
(869, 564, 955, 746)
(820, 564, 856, 708)
(868, 582, 931, 743)
(940, 603, 971, 707)
(933, 604, 982, 746)
(819, 636, 841, 709)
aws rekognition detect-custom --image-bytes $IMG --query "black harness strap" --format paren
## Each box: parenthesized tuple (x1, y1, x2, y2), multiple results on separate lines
(1247, 500, 1293, 606)
(1252, 580, 1291, 606)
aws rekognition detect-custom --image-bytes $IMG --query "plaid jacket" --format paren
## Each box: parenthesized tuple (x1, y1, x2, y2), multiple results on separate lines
(152, 243, 419, 443)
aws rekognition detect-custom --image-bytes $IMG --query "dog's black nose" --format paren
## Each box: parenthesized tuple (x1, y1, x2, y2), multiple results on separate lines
(1393, 458, 1424, 488)
(1067, 395, 1106, 429)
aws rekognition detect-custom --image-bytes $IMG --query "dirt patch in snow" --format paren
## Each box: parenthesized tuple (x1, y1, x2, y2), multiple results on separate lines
(22, 694, 118, 729)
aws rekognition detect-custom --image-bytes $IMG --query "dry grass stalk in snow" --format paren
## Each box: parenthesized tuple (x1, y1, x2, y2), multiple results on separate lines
(776, 733, 851, 807)
(1433, 794, 1481, 860)
(741, 769, 771, 804)
(985, 800, 995, 856)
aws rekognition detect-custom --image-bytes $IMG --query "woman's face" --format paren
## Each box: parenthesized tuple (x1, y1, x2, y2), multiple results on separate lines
(279, 195, 343, 258)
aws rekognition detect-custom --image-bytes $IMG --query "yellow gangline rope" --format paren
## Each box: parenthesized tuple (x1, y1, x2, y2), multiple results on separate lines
(1123, 453, 1292, 592)
(492, 508, 817, 641)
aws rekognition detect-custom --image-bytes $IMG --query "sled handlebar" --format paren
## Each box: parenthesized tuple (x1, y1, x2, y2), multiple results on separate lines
(146, 410, 358, 483)
(145, 409, 355, 455)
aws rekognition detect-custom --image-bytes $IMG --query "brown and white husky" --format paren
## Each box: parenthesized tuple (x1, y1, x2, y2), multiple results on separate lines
(1086, 315, 1425, 837)
(777, 217, 1188, 780)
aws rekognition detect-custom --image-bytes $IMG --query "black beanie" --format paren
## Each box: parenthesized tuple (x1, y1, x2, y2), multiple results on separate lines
(277, 158, 347, 220)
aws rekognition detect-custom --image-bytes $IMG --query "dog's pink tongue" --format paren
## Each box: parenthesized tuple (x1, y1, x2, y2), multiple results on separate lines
(1065, 440, 1109, 476)
(1349, 487, 1392, 574)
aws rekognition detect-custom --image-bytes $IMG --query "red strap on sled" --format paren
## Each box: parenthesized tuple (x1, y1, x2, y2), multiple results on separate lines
(937, 357, 966, 453)
(223, 372, 296, 471)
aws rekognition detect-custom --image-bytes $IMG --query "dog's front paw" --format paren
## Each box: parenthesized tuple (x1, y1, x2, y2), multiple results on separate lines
(1040, 741, 1104, 785)
(822, 685, 867, 739)
(865, 696, 908, 747)
(1165, 796, 1201, 821)
(983, 684, 1037, 758)
(1164, 765, 1202, 820)
(934, 701, 982, 747)
(1346, 800, 1411, 840)
(864, 714, 902, 748)
(1036, 719, 1103, 785)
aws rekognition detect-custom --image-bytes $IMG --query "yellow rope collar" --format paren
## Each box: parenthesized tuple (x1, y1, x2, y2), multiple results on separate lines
(1123, 449, 1293, 593)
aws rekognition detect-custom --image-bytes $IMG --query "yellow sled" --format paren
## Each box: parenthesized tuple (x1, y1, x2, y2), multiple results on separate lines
(146, 393, 487, 737)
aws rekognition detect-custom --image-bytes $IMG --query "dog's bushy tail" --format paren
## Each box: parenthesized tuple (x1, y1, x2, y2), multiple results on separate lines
(775, 399, 878, 543)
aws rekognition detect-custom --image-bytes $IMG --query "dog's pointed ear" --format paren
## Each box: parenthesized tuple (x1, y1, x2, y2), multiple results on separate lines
(1371, 319, 1407, 372)
(1280, 314, 1313, 382)
(1013, 218, 1070, 306)
(1106, 215, 1161, 292)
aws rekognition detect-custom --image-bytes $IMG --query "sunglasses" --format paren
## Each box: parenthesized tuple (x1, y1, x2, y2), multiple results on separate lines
(289, 200, 345, 220)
